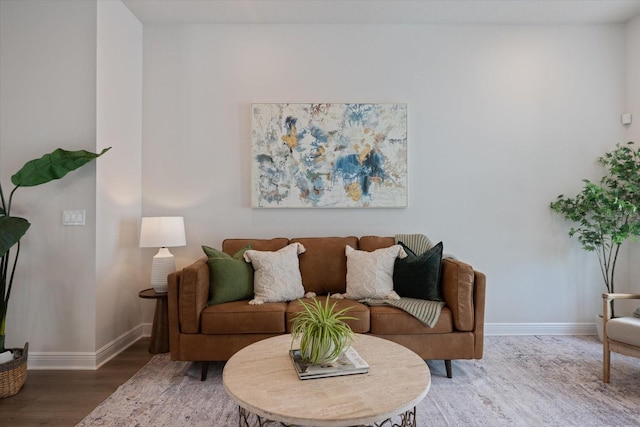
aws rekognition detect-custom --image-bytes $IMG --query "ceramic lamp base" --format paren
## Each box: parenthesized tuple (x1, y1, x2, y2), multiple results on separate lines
(150, 247, 175, 293)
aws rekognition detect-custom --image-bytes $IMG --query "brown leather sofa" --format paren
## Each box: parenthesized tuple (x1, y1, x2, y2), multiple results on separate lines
(167, 236, 486, 379)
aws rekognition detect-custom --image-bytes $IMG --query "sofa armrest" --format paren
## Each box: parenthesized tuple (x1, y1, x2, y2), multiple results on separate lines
(441, 258, 477, 332)
(168, 257, 210, 335)
(167, 269, 182, 358)
(472, 269, 486, 358)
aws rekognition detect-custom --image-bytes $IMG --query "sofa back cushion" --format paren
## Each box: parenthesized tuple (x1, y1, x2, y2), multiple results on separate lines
(358, 236, 395, 251)
(222, 238, 289, 255)
(291, 236, 358, 295)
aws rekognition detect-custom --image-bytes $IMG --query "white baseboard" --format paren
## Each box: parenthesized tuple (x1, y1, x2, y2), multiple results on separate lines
(485, 322, 597, 336)
(141, 322, 153, 337)
(23, 322, 597, 370)
(27, 323, 152, 370)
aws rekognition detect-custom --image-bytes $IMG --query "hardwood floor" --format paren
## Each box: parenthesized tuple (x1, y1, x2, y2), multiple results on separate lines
(0, 338, 153, 426)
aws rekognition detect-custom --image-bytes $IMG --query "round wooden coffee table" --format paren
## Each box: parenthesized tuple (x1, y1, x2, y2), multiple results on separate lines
(223, 334, 431, 427)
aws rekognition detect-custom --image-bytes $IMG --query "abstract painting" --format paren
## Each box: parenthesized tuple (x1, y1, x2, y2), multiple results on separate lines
(251, 103, 407, 208)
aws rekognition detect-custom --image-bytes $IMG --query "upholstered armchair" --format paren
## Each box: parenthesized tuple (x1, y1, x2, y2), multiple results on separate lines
(602, 293, 640, 383)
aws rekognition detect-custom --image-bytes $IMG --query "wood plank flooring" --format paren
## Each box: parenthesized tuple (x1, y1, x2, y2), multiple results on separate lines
(0, 338, 153, 426)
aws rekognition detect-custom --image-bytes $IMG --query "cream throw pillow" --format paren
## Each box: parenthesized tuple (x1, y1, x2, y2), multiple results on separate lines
(243, 242, 306, 305)
(344, 244, 407, 300)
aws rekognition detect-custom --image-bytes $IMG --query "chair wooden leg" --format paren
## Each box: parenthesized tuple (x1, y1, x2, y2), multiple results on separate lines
(201, 361, 208, 381)
(444, 360, 452, 378)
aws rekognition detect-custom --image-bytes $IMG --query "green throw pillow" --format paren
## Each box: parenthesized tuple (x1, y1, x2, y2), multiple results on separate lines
(203, 245, 254, 305)
(393, 241, 443, 302)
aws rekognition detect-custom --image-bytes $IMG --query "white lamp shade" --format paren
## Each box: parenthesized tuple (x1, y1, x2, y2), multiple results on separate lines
(139, 217, 186, 248)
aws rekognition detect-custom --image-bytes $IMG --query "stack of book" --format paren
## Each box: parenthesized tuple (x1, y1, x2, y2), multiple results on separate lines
(289, 347, 369, 380)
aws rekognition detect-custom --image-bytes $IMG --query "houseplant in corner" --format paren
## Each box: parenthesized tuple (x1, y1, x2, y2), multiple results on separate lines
(290, 297, 355, 365)
(0, 146, 109, 397)
(550, 141, 640, 330)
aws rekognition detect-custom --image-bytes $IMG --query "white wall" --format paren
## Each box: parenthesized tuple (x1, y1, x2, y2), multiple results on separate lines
(624, 14, 640, 311)
(627, 15, 640, 149)
(0, 0, 98, 352)
(143, 24, 627, 327)
(1, 0, 143, 364)
(96, 0, 143, 355)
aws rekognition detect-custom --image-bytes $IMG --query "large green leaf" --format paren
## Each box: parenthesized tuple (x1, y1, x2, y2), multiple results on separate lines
(0, 216, 30, 257)
(11, 147, 111, 187)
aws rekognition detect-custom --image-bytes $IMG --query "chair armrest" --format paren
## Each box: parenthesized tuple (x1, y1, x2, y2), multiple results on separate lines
(602, 293, 640, 320)
(602, 293, 640, 300)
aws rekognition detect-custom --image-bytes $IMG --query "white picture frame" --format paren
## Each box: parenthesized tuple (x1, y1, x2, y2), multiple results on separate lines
(251, 103, 408, 208)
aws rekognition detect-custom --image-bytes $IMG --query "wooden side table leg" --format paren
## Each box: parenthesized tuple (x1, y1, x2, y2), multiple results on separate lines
(149, 296, 170, 354)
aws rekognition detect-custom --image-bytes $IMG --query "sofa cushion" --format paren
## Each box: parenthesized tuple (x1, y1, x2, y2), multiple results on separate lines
(344, 244, 406, 300)
(393, 241, 443, 302)
(291, 236, 358, 295)
(285, 296, 370, 333)
(202, 245, 254, 306)
(244, 242, 306, 304)
(369, 305, 453, 334)
(606, 317, 640, 347)
(201, 300, 288, 334)
(222, 237, 289, 255)
(358, 236, 395, 251)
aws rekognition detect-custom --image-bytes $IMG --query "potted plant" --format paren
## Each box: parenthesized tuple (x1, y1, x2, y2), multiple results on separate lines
(550, 141, 640, 330)
(290, 297, 355, 365)
(0, 147, 109, 397)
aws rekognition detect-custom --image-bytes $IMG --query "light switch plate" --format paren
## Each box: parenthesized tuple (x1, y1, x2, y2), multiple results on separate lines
(63, 210, 85, 226)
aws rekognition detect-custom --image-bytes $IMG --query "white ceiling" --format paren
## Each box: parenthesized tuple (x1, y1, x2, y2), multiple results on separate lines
(122, 0, 640, 25)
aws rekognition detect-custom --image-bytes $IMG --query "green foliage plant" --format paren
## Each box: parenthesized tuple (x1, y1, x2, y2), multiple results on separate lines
(290, 296, 355, 365)
(0, 147, 110, 352)
(550, 142, 640, 317)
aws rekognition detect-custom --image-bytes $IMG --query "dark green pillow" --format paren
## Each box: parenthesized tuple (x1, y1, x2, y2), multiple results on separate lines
(393, 241, 443, 302)
(203, 245, 254, 305)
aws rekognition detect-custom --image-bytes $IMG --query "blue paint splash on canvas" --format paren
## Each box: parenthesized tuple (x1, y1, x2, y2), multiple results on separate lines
(334, 150, 385, 200)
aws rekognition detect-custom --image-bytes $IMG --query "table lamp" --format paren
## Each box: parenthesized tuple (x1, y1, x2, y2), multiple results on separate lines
(139, 216, 186, 293)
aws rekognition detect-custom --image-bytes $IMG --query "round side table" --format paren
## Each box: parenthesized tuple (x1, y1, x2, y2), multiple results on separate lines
(138, 288, 169, 354)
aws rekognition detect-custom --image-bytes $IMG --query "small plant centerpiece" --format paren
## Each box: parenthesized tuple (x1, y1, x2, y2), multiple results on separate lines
(550, 141, 640, 319)
(1, 147, 110, 356)
(290, 297, 355, 365)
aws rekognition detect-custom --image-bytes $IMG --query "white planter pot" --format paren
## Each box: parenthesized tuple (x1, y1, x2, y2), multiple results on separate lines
(595, 313, 612, 342)
(595, 314, 604, 342)
(302, 339, 338, 365)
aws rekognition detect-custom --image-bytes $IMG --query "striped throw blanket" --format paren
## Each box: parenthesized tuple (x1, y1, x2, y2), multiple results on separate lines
(360, 297, 445, 328)
(395, 232, 456, 260)
(394, 233, 434, 254)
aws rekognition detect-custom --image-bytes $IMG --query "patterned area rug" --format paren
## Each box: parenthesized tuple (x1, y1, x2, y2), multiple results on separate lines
(77, 336, 640, 426)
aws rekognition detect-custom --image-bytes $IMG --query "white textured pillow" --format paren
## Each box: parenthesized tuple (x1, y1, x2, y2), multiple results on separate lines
(243, 242, 306, 304)
(344, 244, 407, 300)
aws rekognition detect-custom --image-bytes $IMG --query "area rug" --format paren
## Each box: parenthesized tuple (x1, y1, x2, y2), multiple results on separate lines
(77, 336, 640, 426)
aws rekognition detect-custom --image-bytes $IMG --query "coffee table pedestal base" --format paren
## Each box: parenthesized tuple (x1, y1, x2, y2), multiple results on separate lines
(238, 406, 417, 427)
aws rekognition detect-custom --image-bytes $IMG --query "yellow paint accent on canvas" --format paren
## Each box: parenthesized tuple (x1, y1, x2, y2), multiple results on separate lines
(281, 125, 298, 151)
(357, 143, 372, 164)
(345, 182, 362, 201)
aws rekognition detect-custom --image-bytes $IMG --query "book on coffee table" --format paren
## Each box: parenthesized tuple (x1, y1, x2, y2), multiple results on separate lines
(289, 346, 369, 380)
